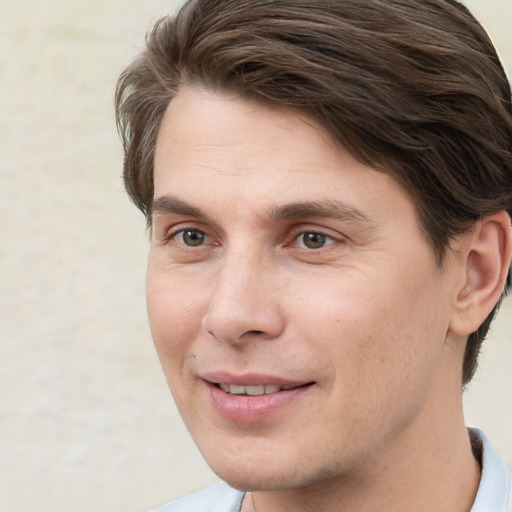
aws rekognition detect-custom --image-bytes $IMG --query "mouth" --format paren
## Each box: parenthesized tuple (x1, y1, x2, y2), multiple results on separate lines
(214, 382, 314, 396)
(205, 377, 315, 423)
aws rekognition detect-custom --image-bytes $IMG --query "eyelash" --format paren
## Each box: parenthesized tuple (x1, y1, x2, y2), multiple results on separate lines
(292, 231, 336, 250)
(165, 228, 211, 247)
(165, 226, 339, 252)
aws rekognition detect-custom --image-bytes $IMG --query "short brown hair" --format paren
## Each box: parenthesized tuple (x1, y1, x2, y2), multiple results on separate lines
(115, 0, 512, 385)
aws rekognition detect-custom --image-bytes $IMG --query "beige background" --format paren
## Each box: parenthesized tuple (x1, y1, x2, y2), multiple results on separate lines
(0, 1, 511, 511)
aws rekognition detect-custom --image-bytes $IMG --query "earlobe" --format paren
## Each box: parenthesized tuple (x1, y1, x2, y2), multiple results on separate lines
(449, 211, 512, 336)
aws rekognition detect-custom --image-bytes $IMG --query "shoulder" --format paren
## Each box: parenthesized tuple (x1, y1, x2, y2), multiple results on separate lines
(150, 482, 245, 512)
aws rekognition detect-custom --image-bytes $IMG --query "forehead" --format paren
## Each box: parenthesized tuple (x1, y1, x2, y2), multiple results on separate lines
(154, 86, 340, 176)
(153, 86, 418, 231)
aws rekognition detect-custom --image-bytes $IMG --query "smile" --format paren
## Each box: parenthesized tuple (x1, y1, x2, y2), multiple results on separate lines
(205, 378, 315, 423)
(217, 383, 302, 396)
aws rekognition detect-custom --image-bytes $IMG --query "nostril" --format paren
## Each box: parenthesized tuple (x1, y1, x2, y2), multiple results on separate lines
(247, 330, 264, 335)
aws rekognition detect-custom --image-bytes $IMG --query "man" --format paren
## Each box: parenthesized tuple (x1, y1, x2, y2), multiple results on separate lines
(115, 1, 512, 510)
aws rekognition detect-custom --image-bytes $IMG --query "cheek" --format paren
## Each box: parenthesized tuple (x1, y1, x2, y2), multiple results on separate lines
(352, 284, 448, 406)
(146, 271, 205, 370)
(296, 266, 447, 390)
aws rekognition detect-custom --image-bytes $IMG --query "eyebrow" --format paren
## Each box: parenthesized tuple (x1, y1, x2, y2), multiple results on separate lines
(266, 200, 372, 224)
(151, 196, 207, 220)
(151, 195, 372, 225)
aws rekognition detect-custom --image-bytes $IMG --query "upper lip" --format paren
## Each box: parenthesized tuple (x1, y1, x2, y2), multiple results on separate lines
(201, 371, 312, 387)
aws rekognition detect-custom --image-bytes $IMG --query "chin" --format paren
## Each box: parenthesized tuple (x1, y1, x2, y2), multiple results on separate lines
(201, 449, 300, 492)
(217, 468, 301, 493)
(204, 448, 342, 493)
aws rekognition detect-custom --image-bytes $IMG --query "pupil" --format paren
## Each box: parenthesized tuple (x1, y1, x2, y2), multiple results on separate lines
(304, 232, 326, 249)
(183, 230, 204, 246)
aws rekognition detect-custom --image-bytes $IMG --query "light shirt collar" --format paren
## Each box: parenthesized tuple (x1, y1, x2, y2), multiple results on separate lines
(469, 428, 509, 512)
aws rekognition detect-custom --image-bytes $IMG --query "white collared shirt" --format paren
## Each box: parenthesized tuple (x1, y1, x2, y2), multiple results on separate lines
(469, 428, 510, 512)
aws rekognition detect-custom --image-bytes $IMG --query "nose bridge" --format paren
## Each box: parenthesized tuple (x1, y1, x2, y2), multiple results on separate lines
(202, 245, 283, 343)
(217, 250, 256, 305)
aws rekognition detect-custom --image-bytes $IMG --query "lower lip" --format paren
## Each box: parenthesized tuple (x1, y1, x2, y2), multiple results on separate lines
(206, 382, 312, 424)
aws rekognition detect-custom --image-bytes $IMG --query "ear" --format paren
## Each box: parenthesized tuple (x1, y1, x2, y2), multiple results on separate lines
(449, 211, 512, 336)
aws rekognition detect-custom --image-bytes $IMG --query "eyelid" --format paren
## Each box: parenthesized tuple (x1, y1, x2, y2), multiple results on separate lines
(161, 222, 212, 245)
(175, 228, 210, 245)
(288, 223, 344, 244)
(293, 231, 336, 249)
(165, 225, 203, 238)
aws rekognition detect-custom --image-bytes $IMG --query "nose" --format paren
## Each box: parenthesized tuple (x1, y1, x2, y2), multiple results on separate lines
(201, 253, 285, 345)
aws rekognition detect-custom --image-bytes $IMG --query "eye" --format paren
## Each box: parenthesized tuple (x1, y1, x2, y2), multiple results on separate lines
(173, 229, 209, 247)
(295, 231, 333, 249)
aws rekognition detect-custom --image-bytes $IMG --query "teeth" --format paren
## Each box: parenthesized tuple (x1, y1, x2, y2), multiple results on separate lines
(218, 384, 291, 395)
(246, 385, 265, 396)
(229, 384, 245, 395)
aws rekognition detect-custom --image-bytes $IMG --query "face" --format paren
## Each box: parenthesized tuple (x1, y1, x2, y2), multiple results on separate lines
(148, 86, 463, 492)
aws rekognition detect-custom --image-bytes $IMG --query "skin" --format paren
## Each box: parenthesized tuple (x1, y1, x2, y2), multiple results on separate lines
(146, 85, 504, 512)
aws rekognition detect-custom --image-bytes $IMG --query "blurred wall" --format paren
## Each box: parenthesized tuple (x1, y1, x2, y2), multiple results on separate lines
(0, 1, 510, 510)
